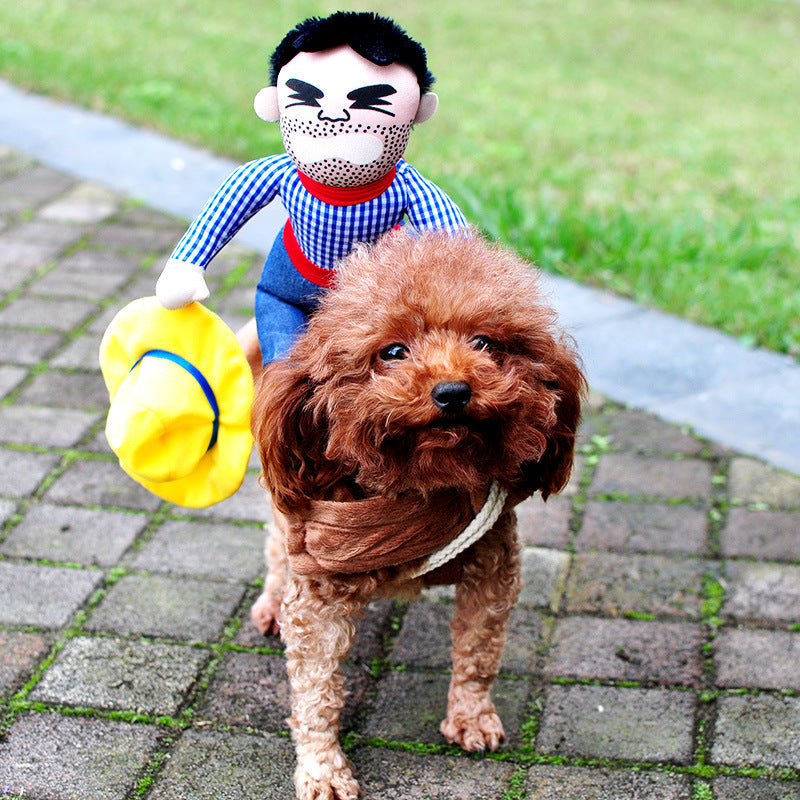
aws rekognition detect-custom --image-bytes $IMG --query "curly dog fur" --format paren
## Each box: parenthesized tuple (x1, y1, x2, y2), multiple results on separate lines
(250, 229, 585, 799)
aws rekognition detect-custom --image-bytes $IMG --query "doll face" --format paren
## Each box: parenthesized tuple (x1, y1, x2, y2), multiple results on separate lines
(276, 46, 424, 187)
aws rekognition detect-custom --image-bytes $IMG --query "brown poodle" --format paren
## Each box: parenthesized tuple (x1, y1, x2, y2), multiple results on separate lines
(250, 229, 585, 800)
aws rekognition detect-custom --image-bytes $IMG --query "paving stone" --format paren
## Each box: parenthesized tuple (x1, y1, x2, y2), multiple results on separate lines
(83, 425, 115, 454)
(0, 712, 161, 799)
(0, 164, 75, 213)
(16, 368, 109, 410)
(390, 601, 545, 674)
(0, 295, 97, 331)
(517, 494, 573, 548)
(0, 497, 16, 525)
(354, 747, 517, 800)
(147, 728, 296, 800)
(729, 457, 800, 508)
(30, 263, 131, 299)
(118, 204, 187, 230)
(49, 330, 104, 369)
(0, 630, 52, 695)
(180, 470, 269, 522)
(525, 764, 692, 799)
(565, 552, 706, 619)
(536, 684, 696, 763)
(348, 598, 396, 665)
(604, 408, 705, 456)
(0, 404, 98, 447)
(712, 693, 800, 768)
(721, 508, 800, 561)
(0, 328, 64, 365)
(37, 181, 120, 223)
(30, 635, 208, 715)
(576, 500, 708, 555)
(589, 453, 713, 501)
(1, 218, 85, 257)
(196, 650, 290, 731)
(86, 573, 245, 642)
(365, 670, 529, 748)
(714, 628, 800, 690)
(545, 616, 704, 686)
(0, 448, 59, 497)
(60, 246, 141, 275)
(0, 364, 27, 398)
(0, 561, 101, 627)
(0, 502, 146, 565)
(723, 561, 800, 624)
(0, 240, 57, 276)
(714, 776, 800, 799)
(519, 546, 571, 610)
(131, 519, 265, 581)
(90, 221, 180, 253)
(501, 606, 549, 674)
(43, 458, 163, 511)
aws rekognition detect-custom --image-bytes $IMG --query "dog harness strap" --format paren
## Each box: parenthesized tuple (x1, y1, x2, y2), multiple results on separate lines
(131, 349, 220, 452)
(409, 480, 509, 579)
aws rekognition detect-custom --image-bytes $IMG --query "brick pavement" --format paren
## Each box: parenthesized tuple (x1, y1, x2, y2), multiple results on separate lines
(1, 145, 799, 799)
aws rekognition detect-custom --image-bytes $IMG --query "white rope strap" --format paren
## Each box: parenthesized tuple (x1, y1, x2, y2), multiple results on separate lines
(409, 479, 509, 579)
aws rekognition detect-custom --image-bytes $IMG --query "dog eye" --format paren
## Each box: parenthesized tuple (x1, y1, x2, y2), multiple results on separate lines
(470, 335, 495, 352)
(379, 343, 410, 361)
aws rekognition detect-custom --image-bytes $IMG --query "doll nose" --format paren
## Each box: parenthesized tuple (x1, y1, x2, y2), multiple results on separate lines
(317, 106, 351, 123)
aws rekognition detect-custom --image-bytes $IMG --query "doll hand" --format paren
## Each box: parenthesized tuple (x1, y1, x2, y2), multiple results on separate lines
(156, 259, 210, 309)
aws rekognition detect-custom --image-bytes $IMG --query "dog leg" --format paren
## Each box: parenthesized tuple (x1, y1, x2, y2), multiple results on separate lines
(441, 512, 521, 753)
(251, 515, 288, 636)
(282, 574, 363, 800)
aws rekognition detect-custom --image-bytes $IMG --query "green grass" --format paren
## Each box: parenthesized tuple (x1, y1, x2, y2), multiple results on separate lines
(1, 0, 798, 357)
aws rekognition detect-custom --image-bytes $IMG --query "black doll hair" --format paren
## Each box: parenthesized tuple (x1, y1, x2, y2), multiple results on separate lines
(269, 11, 434, 93)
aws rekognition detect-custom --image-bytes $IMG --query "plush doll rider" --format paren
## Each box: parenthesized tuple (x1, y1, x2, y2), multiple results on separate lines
(156, 11, 468, 366)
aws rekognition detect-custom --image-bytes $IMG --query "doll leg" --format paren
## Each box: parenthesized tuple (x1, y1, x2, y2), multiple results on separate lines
(254, 287, 309, 364)
(255, 234, 327, 365)
(235, 318, 263, 378)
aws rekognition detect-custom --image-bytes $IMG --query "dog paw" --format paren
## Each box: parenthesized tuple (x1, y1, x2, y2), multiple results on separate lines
(441, 710, 506, 753)
(295, 764, 360, 800)
(250, 592, 281, 636)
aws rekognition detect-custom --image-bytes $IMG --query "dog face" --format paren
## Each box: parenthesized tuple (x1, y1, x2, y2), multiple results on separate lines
(253, 230, 585, 510)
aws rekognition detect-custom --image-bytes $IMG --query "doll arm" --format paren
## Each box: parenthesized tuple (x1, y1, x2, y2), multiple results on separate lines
(400, 161, 469, 232)
(156, 155, 290, 309)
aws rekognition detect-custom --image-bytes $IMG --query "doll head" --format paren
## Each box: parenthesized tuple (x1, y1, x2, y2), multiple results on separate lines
(254, 12, 439, 187)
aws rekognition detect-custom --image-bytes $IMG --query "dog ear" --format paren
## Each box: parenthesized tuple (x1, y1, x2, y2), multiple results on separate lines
(519, 343, 586, 501)
(251, 360, 333, 512)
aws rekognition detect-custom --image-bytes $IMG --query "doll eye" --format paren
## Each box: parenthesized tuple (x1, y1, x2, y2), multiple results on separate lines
(470, 335, 496, 352)
(347, 84, 397, 116)
(379, 343, 410, 361)
(285, 79, 324, 108)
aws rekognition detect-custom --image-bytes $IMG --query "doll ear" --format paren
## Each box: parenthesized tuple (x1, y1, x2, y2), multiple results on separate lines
(414, 92, 438, 124)
(254, 86, 280, 122)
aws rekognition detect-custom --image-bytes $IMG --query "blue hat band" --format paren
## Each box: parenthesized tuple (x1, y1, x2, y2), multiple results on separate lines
(130, 349, 220, 452)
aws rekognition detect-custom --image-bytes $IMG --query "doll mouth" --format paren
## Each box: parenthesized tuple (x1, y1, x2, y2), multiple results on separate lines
(288, 132, 384, 165)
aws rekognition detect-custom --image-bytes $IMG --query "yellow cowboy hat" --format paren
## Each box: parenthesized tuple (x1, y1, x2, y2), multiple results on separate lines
(99, 297, 254, 508)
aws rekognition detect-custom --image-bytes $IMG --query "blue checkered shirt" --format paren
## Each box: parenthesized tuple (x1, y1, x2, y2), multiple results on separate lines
(170, 154, 467, 271)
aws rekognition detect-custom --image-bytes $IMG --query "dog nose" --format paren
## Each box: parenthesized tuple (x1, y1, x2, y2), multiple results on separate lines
(431, 381, 472, 415)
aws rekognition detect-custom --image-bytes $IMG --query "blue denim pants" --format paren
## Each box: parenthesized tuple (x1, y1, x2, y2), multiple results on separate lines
(255, 233, 328, 364)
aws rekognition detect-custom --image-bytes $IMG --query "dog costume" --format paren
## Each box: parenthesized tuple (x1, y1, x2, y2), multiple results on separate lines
(156, 12, 468, 364)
